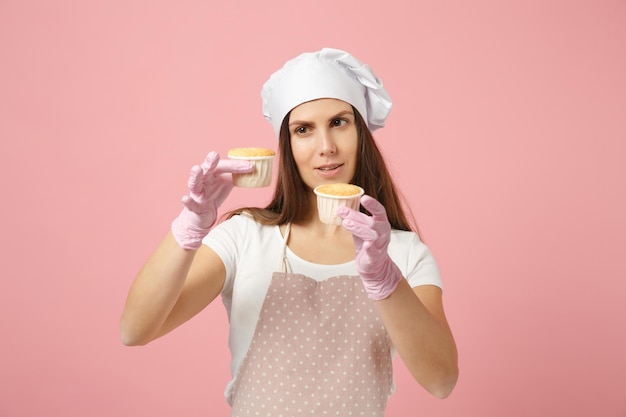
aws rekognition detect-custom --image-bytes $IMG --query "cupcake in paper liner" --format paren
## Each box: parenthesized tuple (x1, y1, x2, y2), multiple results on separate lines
(314, 183, 364, 225)
(227, 147, 276, 188)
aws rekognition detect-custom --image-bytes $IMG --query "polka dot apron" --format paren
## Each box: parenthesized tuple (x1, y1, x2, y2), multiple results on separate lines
(230, 224, 393, 416)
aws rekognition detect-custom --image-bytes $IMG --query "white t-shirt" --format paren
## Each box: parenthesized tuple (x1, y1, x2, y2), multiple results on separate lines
(203, 214, 442, 403)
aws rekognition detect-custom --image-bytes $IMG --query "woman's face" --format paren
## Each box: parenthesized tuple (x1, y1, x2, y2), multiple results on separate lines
(288, 98, 359, 191)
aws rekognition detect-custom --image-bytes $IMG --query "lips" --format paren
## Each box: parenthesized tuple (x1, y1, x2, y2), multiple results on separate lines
(316, 163, 343, 172)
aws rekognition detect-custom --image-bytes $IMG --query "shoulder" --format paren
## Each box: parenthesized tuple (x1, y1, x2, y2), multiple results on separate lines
(210, 212, 275, 239)
(203, 213, 281, 273)
(389, 229, 423, 250)
(389, 229, 433, 261)
(389, 229, 442, 287)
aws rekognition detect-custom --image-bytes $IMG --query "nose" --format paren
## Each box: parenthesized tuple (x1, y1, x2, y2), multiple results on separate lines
(318, 128, 336, 155)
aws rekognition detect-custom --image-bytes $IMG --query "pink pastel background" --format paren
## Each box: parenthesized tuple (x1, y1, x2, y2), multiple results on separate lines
(1, 0, 625, 416)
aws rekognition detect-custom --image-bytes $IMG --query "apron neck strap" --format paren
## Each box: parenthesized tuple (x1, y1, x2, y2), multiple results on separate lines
(277, 223, 293, 274)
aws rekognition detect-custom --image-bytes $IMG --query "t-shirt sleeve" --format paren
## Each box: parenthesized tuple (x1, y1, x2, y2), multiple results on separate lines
(390, 231, 443, 290)
(202, 215, 249, 296)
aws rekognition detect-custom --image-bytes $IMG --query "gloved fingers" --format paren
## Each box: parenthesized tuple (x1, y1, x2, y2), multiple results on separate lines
(187, 151, 254, 196)
(181, 194, 202, 213)
(187, 151, 219, 195)
(214, 159, 255, 175)
(355, 240, 382, 268)
(336, 205, 371, 224)
(337, 205, 377, 240)
(360, 195, 389, 223)
(341, 216, 378, 241)
(199, 151, 220, 174)
(187, 165, 205, 195)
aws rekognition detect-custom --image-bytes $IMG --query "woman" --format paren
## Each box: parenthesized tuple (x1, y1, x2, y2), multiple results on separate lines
(121, 48, 458, 415)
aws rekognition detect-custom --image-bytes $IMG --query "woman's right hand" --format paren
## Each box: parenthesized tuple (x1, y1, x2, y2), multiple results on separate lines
(171, 151, 253, 249)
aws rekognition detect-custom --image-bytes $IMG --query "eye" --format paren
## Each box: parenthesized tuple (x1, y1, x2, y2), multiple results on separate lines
(293, 125, 310, 136)
(331, 118, 347, 127)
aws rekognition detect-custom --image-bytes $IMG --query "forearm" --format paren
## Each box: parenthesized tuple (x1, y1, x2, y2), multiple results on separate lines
(120, 231, 196, 346)
(374, 280, 458, 398)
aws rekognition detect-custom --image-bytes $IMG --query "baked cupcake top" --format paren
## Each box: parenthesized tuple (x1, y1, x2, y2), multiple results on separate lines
(314, 183, 363, 197)
(228, 147, 276, 158)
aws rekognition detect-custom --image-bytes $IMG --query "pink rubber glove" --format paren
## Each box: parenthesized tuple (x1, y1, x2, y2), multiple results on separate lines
(337, 195, 403, 300)
(171, 151, 253, 250)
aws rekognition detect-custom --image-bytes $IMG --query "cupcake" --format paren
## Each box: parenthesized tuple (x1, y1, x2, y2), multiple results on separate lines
(314, 183, 364, 225)
(227, 147, 276, 188)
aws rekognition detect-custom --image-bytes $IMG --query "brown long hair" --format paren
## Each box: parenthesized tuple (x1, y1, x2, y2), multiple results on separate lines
(225, 107, 418, 234)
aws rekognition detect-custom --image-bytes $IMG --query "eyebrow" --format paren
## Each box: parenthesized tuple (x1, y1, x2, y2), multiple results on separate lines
(288, 110, 354, 128)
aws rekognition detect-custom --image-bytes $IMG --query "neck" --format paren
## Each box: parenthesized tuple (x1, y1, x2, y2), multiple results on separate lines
(289, 191, 348, 237)
(292, 215, 349, 239)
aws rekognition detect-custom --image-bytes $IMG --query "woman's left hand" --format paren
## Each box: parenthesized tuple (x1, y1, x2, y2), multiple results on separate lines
(337, 195, 403, 300)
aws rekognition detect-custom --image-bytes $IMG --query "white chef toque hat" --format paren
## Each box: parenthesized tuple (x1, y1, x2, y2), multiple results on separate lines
(261, 48, 392, 138)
